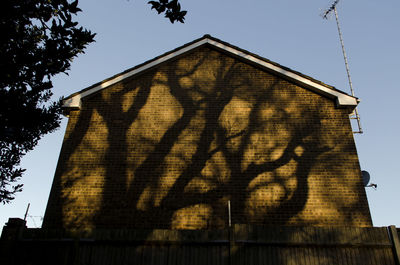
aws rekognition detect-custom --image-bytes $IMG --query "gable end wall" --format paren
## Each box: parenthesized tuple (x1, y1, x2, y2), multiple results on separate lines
(44, 47, 372, 230)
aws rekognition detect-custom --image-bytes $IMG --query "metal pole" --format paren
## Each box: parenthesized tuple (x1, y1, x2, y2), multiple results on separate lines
(228, 200, 233, 265)
(334, 7, 363, 134)
(334, 7, 353, 97)
(24, 203, 30, 221)
(228, 200, 231, 227)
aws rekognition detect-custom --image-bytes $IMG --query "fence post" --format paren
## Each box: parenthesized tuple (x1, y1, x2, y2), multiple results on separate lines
(388, 225, 400, 265)
(1, 218, 27, 240)
(0, 218, 27, 264)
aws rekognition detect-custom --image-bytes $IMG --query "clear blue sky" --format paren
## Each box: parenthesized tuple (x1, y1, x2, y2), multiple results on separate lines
(1, 0, 399, 231)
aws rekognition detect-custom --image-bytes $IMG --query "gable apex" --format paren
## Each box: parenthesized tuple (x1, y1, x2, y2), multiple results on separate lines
(63, 35, 358, 110)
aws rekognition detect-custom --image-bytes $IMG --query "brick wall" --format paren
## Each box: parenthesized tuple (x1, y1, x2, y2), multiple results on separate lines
(43, 47, 372, 230)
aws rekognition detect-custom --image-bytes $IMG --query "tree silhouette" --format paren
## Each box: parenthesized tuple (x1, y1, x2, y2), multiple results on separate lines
(0, 0, 186, 204)
(0, 0, 95, 203)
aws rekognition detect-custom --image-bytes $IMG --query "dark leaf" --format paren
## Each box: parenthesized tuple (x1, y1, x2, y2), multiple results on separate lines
(147, 0, 187, 23)
(0, 0, 94, 203)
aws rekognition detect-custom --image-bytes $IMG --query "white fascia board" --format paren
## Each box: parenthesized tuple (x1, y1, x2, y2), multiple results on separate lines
(206, 39, 358, 107)
(63, 39, 210, 109)
(63, 37, 357, 109)
(63, 94, 81, 109)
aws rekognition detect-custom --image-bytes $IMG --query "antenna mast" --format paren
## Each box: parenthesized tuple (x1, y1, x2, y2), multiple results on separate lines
(323, 0, 363, 134)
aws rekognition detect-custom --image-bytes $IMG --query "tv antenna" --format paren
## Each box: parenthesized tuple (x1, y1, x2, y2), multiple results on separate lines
(322, 0, 363, 134)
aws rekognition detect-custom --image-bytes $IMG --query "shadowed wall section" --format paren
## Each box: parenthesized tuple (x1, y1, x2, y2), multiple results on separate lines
(43, 46, 372, 230)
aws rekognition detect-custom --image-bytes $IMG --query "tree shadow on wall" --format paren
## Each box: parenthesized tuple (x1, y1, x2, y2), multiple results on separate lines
(43, 103, 96, 227)
(51, 49, 342, 232)
(89, 50, 334, 231)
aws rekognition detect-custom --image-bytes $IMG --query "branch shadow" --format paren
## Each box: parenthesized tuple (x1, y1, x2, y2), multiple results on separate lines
(93, 48, 332, 230)
(47, 47, 352, 235)
(42, 103, 95, 228)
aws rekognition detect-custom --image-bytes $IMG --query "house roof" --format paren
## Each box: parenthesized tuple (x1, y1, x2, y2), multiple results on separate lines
(63, 35, 359, 110)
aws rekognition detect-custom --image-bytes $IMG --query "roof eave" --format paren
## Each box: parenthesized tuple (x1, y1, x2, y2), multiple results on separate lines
(62, 35, 359, 111)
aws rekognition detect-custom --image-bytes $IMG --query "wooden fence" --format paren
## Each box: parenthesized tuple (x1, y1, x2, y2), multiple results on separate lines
(1, 220, 399, 265)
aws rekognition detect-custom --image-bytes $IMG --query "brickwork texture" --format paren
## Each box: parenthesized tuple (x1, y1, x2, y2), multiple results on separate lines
(43, 46, 372, 230)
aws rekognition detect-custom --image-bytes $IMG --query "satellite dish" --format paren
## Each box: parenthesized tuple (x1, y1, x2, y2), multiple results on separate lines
(362, 170, 370, 187)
